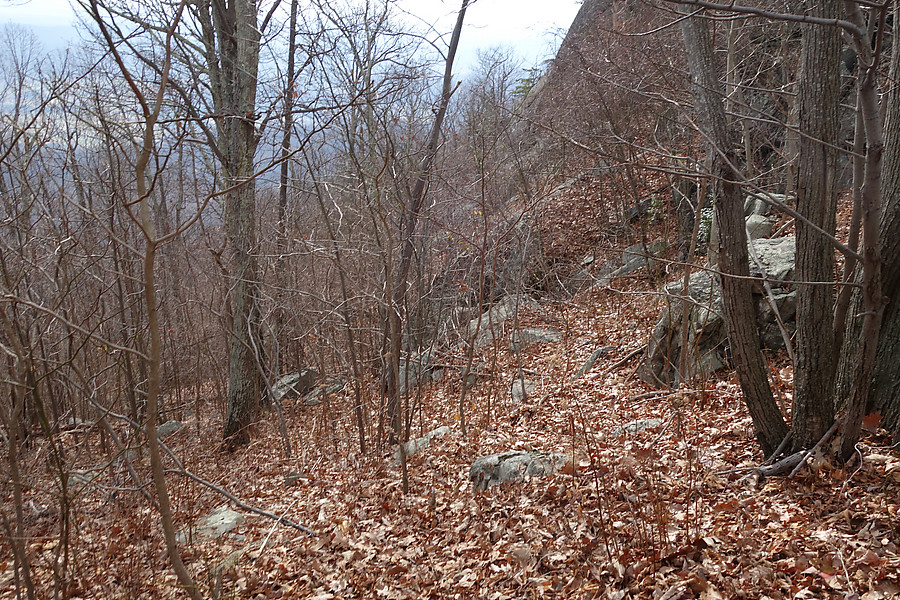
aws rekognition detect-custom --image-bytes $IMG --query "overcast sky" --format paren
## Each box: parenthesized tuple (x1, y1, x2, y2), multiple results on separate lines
(0, 0, 582, 74)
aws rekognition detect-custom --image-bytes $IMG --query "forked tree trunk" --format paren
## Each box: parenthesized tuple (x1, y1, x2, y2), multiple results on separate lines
(680, 10, 789, 457)
(89, 1, 201, 595)
(835, 3, 888, 459)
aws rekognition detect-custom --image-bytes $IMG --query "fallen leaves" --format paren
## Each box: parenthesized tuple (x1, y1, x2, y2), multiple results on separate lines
(6, 178, 900, 599)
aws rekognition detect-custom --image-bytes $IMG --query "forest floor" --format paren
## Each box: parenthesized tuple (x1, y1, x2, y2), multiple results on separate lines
(4, 175, 900, 600)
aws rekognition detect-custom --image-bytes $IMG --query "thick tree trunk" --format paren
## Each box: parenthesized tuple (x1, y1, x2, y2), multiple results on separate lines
(870, 307, 900, 437)
(223, 180, 262, 445)
(792, 0, 841, 450)
(200, 0, 264, 446)
(680, 11, 789, 457)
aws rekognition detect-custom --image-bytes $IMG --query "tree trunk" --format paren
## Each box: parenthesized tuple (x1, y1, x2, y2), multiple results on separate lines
(197, 0, 264, 446)
(223, 180, 263, 446)
(838, 2, 888, 460)
(867, 1, 900, 439)
(792, 0, 841, 450)
(88, 1, 202, 594)
(680, 10, 789, 457)
(385, 0, 468, 448)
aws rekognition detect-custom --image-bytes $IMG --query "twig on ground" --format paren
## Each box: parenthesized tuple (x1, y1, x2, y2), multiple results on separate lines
(99, 405, 318, 535)
(650, 412, 678, 445)
(763, 432, 793, 466)
(598, 346, 645, 379)
(789, 419, 841, 478)
(166, 468, 317, 535)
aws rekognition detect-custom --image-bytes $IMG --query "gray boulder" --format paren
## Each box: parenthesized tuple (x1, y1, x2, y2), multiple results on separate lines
(178, 506, 245, 543)
(594, 240, 667, 287)
(638, 271, 726, 386)
(395, 426, 457, 464)
(744, 194, 771, 217)
(757, 290, 797, 349)
(302, 379, 345, 406)
(745, 214, 774, 240)
(68, 469, 101, 488)
(744, 192, 790, 217)
(511, 379, 536, 402)
(470, 451, 569, 491)
(272, 369, 318, 401)
(613, 418, 664, 437)
(157, 420, 183, 438)
(571, 346, 616, 380)
(467, 294, 539, 349)
(750, 237, 795, 282)
(509, 327, 562, 352)
(639, 236, 796, 387)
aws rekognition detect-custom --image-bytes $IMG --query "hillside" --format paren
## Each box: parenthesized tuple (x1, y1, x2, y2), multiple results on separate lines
(4, 0, 900, 598)
(8, 169, 900, 599)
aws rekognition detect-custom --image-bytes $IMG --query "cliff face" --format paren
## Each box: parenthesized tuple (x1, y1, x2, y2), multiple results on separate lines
(527, 0, 612, 105)
(552, 0, 613, 66)
(525, 0, 658, 162)
(529, 0, 794, 182)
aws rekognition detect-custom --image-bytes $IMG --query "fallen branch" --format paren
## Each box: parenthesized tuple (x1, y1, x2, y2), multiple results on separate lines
(166, 468, 316, 536)
(98, 405, 317, 536)
(598, 346, 645, 378)
(789, 419, 841, 478)
(756, 451, 805, 478)
(753, 418, 841, 479)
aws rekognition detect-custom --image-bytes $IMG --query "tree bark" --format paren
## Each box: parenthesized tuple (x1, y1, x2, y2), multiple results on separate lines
(680, 10, 789, 457)
(867, 0, 900, 439)
(792, 0, 841, 450)
(196, 0, 264, 446)
(838, 2, 888, 460)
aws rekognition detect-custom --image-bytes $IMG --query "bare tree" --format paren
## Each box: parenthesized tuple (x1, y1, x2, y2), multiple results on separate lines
(792, 0, 841, 450)
(84, 0, 202, 595)
(193, 0, 266, 446)
(679, 8, 789, 456)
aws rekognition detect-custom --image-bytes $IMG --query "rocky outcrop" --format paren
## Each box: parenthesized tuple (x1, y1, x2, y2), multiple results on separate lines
(272, 369, 318, 402)
(469, 451, 569, 491)
(594, 240, 667, 288)
(466, 294, 539, 349)
(639, 236, 796, 387)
